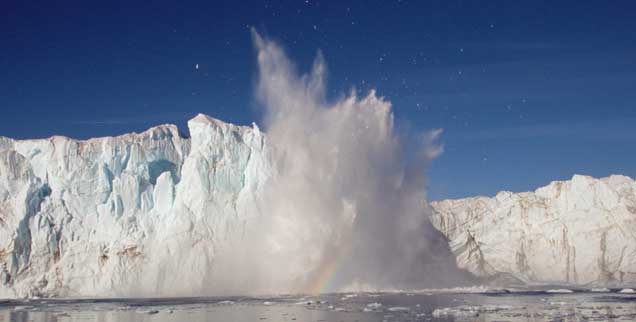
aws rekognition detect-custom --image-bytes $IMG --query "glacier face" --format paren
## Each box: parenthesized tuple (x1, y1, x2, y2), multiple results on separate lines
(431, 174, 636, 286)
(1, 31, 465, 298)
(0, 114, 269, 298)
(2, 112, 635, 298)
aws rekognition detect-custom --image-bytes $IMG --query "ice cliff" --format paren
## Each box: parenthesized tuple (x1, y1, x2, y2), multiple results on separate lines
(1, 112, 635, 298)
(431, 174, 636, 286)
(0, 114, 269, 298)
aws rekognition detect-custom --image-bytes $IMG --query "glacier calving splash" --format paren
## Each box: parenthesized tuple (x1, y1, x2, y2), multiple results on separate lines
(0, 113, 459, 298)
(2, 31, 635, 298)
(244, 31, 460, 294)
(0, 32, 463, 298)
(431, 174, 636, 286)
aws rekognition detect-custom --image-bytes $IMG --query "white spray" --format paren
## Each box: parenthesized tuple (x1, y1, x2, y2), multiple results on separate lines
(208, 31, 468, 294)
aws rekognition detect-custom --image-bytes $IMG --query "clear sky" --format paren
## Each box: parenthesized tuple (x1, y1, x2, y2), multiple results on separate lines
(2, 0, 635, 200)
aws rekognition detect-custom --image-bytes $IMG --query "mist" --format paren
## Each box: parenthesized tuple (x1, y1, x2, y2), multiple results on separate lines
(208, 31, 469, 295)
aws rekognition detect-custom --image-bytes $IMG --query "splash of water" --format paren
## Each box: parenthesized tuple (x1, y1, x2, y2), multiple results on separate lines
(209, 30, 467, 295)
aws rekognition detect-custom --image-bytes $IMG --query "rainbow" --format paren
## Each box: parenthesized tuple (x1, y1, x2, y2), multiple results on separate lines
(302, 242, 352, 295)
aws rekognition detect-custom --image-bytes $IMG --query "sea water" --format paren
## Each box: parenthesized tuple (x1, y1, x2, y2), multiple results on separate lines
(2, 289, 636, 321)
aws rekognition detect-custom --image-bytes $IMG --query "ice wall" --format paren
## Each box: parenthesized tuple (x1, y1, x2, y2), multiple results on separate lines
(431, 174, 636, 286)
(0, 116, 269, 297)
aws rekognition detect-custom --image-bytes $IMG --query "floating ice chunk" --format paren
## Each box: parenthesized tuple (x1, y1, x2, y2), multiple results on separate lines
(341, 294, 358, 300)
(619, 288, 636, 293)
(366, 302, 382, 309)
(432, 305, 516, 318)
(387, 306, 409, 312)
(363, 302, 382, 312)
(410, 285, 505, 294)
(550, 301, 572, 305)
(12, 306, 33, 311)
(432, 307, 478, 318)
(217, 300, 235, 305)
(546, 289, 574, 293)
(590, 288, 610, 292)
(481, 305, 517, 311)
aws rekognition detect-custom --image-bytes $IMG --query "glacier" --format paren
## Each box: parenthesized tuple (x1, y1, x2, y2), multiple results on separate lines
(0, 114, 270, 298)
(0, 30, 466, 298)
(431, 174, 636, 286)
(2, 28, 636, 298)
(1, 113, 636, 298)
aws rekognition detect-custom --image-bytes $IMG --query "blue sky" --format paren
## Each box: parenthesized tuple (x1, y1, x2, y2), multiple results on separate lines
(2, 0, 635, 200)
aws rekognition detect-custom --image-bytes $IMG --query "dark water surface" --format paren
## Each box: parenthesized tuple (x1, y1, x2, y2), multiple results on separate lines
(2, 290, 636, 321)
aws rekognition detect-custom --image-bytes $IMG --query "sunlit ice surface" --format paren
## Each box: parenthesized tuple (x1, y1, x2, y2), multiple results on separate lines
(3, 288, 636, 322)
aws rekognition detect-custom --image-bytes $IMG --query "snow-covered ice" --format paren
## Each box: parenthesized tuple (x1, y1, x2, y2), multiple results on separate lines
(0, 114, 270, 298)
(1, 111, 636, 298)
(431, 174, 636, 286)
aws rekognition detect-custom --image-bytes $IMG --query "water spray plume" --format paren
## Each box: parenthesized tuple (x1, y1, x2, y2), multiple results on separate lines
(207, 30, 469, 295)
